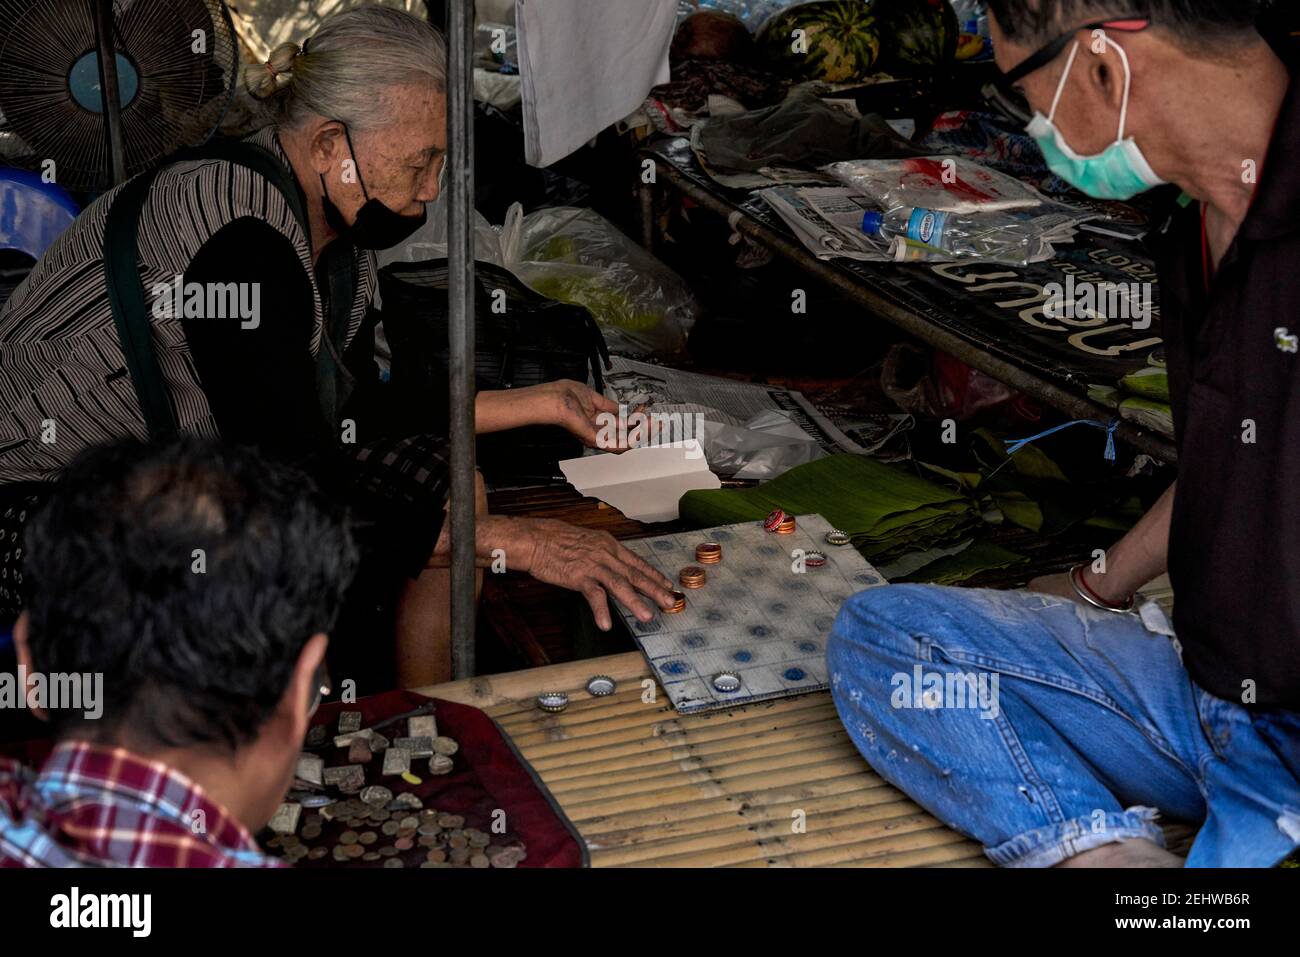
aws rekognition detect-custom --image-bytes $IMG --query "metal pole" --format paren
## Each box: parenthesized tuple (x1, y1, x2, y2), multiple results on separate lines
(447, 0, 477, 678)
(91, 0, 127, 185)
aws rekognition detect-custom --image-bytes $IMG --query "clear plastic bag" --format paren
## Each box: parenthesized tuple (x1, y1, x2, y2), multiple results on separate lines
(500, 205, 698, 357)
(824, 156, 1053, 214)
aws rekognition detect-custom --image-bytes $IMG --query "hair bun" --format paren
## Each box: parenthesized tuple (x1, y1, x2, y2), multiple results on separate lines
(242, 41, 301, 101)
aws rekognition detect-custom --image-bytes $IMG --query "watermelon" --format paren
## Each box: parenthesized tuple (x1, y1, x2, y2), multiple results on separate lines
(755, 1, 882, 83)
(870, 0, 959, 75)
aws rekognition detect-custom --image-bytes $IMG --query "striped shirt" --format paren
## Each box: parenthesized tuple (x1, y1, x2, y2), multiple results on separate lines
(0, 740, 278, 868)
(0, 127, 376, 485)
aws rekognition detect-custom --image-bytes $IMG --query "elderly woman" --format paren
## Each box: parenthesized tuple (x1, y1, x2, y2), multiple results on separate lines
(0, 5, 672, 686)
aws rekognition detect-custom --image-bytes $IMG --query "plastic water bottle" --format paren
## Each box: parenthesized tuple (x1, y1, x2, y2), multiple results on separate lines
(862, 207, 1041, 263)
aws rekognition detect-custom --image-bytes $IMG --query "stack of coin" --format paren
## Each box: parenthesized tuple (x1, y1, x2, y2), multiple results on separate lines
(664, 590, 687, 614)
(695, 542, 722, 564)
(679, 566, 706, 589)
(775, 513, 797, 535)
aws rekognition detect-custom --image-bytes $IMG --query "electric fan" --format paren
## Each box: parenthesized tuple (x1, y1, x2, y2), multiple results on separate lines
(0, 0, 240, 193)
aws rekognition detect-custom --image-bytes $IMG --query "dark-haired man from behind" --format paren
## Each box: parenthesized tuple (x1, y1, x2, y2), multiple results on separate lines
(0, 438, 357, 867)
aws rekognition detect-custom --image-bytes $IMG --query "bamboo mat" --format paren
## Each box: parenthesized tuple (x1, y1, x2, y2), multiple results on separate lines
(418, 651, 1198, 867)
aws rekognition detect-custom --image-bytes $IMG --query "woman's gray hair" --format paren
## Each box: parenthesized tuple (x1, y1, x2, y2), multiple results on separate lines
(241, 5, 446, 132)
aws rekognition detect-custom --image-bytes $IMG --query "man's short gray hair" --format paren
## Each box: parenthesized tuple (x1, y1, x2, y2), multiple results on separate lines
(986, 0, 1261, 49)
(242, 4, 446, 131)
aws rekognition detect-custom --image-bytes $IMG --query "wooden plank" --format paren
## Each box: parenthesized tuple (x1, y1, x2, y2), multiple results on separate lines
(419, 651, 1196, 867)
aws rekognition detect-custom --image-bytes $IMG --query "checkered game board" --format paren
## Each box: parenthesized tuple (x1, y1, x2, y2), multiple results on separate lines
(620, 513, 888, 714)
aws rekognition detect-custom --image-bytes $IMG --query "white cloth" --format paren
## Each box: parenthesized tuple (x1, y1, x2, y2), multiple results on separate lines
(516, 0, 676, 167)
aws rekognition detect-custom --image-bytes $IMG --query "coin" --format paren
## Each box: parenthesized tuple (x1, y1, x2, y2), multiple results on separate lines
(362, 852, 381, 862)
(382, 747, 411, 776)
(360, 785, 393, 808)
(417, 823, 441, 836)
(418, 835, 438, 848)
(679, 565, 706, 588)
(408, 715, 438, 739)
(437, 813, 464, 828)
(359, 831, 378, 845)
(394, 837, 414, 851)
(343, 843, 365, 859)
(664, 590, 687, 614)
(384, 858, 405, 868)
(339, 831, 359, 845)
(449, 847, 471, 864)
(399, 815, 420, 830)
(470, 853, 490, 868)
(379, 845, 400, 857)
(426, 849, 447, 863)
(390, 793, 423, 811)
(469, 832, 490, 848)
(332, 846, 348, 862)
(302, 825, 322, 840)
(347, 738, 372, 764)
(308, 846, 328, 860)
(428, 754, 454, 776)
(382, 821, 400, 836)
(394, 736, 434, 758)
(776, 515, 796, 534)
(449, 835, 468, 850)
(432, 736, 459, 756)
(695, 542, 722, 564)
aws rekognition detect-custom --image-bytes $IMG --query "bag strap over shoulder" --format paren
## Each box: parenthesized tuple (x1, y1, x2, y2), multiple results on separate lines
(102, 140, 309, 441)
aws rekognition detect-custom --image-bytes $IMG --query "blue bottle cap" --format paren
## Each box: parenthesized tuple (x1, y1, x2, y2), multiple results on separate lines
(862, 210, 884, 235)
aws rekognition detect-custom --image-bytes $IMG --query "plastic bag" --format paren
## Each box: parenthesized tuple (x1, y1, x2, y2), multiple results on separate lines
(824, 156, 1053, 214)
(376, 189, 505, 272)
(500, 205, 698, 357)
(615, 402, 825, 480)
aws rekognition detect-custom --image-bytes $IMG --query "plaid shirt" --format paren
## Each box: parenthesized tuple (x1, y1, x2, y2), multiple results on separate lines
(0, 741, 280, 868)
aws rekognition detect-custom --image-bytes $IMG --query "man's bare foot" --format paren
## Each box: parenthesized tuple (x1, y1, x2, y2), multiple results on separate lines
(1056, 839, 1184, 868)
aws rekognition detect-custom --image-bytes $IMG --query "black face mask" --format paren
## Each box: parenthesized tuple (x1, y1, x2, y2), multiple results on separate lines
(320, 123, 427, 250)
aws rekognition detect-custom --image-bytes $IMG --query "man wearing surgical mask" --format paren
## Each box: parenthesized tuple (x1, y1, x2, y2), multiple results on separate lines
(826, 1, 1300, 868)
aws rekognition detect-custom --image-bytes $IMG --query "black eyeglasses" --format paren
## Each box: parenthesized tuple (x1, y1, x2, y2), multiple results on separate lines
(981, 17, 1150, 124)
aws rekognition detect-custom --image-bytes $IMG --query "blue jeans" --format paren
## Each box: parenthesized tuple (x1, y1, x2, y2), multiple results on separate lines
(825, 585, 1300, 867)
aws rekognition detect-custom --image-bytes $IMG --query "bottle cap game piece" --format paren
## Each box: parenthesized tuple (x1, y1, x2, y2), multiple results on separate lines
(825, 529, 851, 546)
(711, 672, 742, 693)
(586, 675, 616, 697)
(680, 565, 707, 588)
(804, 551, 827, 568)
(763, 509, 786, 531)
(664, 590, 687, 614)
(537, 691, 569, 713)
(695, 542, 722, 564)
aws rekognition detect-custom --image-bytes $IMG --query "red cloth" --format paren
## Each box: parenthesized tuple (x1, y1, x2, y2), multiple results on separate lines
(299, 690, 586, 868)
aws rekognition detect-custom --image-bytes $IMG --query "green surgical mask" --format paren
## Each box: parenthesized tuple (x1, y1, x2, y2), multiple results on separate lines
(1026, 37, 1166, 201)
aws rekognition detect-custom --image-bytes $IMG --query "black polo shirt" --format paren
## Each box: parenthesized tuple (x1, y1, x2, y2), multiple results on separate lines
(1153, 58, 1300, 712)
